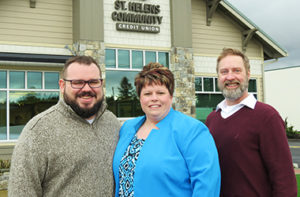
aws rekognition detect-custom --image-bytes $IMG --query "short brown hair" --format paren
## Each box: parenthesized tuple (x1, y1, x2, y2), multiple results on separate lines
(135, 62, 174, 97)
(61, 56, 101, 78)
(216, 48, 250, 73)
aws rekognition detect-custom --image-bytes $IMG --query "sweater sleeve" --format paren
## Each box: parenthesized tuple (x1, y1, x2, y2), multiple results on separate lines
(259, 109, 297, 197)
(8, 126, 47, 197)
(179, 121, 221, 197)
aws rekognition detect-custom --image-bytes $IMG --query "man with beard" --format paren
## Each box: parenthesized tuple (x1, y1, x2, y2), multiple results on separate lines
(9, 56, 121, 197)
(206, 48, 297, 197)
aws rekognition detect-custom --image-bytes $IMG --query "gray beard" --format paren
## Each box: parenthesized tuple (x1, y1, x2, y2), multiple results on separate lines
(221, 82, 248, 101)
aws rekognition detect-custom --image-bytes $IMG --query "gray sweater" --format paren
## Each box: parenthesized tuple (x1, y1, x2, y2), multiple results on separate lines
(8, 99, 121, 197)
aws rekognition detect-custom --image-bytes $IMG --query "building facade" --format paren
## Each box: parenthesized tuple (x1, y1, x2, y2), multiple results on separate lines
(265, 65, 300, 131)
(0, 0, 286, 157)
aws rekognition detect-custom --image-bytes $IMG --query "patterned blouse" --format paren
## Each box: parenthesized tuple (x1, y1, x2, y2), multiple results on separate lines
(118, 135, 145, 197)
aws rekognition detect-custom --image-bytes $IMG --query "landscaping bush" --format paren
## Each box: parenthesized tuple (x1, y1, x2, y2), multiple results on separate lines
(0, 160, 10, 175)
(0, 160, 10, 169)
(285, 118, 300, 139)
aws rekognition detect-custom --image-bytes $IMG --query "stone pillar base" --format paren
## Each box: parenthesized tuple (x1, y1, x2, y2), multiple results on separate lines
(170, 47, 195, 117)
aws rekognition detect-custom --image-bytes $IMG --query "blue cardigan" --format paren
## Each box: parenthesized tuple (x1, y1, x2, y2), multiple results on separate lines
(113, 108, 220, 197)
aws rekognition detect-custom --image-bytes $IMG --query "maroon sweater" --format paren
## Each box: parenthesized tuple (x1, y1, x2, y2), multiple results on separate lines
(206, 101, 297, 197)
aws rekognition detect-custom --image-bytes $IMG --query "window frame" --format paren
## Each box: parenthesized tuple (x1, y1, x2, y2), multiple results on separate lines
(105, 48, 170, 71)
(195, 76, 257, 95)
(195, 76, 258, 122)
(105, 48, 170, 118)
(0, 70, 60, 141)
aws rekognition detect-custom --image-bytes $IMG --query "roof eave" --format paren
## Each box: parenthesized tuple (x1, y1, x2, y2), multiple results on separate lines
(220, 0, 288, 60)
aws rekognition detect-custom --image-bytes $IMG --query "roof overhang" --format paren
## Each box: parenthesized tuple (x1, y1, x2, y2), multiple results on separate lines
(218, 0, 287, 60)
(0, 45, 73, 66)
(0, 52, 71, 64)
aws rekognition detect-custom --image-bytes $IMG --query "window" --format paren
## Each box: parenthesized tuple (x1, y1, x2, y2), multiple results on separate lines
(10, 71, 25, 89)
(118, 50, 130, 69)
(158, 52, 169, 67)
(45, 72, 59, 89)
(105, 49, 116, 68)
(28, 72, 42, 89)
(145, 51, 156, 64)
(0, 71, 6, 88)
(132, 50, 143, 69)
(105, 48, 169, 117)
(0, 70, 60, 141)
(195, 77, 257, 122)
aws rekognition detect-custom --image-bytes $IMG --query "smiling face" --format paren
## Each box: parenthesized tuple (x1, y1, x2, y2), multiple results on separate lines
(59, 62, 104, 119)
(217, 55, 250, 105)
(139, 84, 173, 123)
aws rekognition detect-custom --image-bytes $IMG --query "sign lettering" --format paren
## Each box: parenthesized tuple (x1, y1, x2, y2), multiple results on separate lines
(112, 0, 163, 33)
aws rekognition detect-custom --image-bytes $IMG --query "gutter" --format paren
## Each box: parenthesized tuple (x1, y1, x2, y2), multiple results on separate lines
(0, 60, 64, 67)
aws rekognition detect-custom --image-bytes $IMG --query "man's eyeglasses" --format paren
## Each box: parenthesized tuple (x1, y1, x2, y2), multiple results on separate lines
(64, 79, 103, 89)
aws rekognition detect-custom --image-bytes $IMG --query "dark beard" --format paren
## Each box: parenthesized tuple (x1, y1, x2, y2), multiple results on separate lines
(64, 93, 103, 119)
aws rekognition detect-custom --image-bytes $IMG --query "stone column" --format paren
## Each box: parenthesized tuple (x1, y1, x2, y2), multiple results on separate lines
(171, 47, 195, 117)
(72, 40, 107, 92)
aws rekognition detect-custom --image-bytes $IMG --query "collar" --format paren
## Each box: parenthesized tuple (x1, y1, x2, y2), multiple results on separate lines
(216, 93, 257, 111)
(134, 107, 174, 131)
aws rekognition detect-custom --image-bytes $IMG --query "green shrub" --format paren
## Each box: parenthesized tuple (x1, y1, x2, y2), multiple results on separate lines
(0, 160, 10, 169)
(285, 118, 300, 139)
(0, 160, 11, 175)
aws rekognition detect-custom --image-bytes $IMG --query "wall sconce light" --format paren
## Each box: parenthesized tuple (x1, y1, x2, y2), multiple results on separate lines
(30, 0, 36, 8)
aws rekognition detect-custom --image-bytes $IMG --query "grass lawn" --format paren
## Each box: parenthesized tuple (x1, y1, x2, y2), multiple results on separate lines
(297, 174, 300, 197)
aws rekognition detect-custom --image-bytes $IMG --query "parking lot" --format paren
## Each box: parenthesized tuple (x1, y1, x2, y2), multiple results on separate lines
(289, 139, 300, 167)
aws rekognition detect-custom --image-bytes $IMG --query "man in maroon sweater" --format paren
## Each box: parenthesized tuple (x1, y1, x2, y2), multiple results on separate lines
(206, 48, 297, 197)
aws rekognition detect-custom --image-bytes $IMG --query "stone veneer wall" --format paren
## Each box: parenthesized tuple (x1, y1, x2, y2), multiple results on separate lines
(0, 172, 9, 191)
(73, 40, 107, 90)
(73, 40, 105, 72)
(171, 47, 195, 117)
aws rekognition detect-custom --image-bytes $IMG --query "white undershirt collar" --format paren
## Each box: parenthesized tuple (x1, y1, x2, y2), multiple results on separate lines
(216, 94, 257, 119)
(86, 118, 95, 124)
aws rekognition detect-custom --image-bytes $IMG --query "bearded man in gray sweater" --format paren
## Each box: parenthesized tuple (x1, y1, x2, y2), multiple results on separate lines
(8, 56, 121, 197)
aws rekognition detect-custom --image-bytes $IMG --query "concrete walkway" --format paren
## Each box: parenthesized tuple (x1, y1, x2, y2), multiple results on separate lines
(295, 168, 300, 174)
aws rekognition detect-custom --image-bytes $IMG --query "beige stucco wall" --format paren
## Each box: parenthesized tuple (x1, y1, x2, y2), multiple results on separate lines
(265, 67, 300, 131)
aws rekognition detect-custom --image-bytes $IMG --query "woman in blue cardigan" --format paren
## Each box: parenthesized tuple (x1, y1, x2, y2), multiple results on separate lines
(113, 63, 220, 197)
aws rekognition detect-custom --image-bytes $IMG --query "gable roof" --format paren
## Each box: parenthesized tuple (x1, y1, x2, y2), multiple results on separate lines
(218, 0, 287, 60)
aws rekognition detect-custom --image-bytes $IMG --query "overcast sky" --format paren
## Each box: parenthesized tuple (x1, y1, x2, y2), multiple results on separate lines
(226, 0, 300, 70)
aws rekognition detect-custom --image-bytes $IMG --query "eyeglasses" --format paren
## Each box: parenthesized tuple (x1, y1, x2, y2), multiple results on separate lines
(64, 79, 103, 89)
